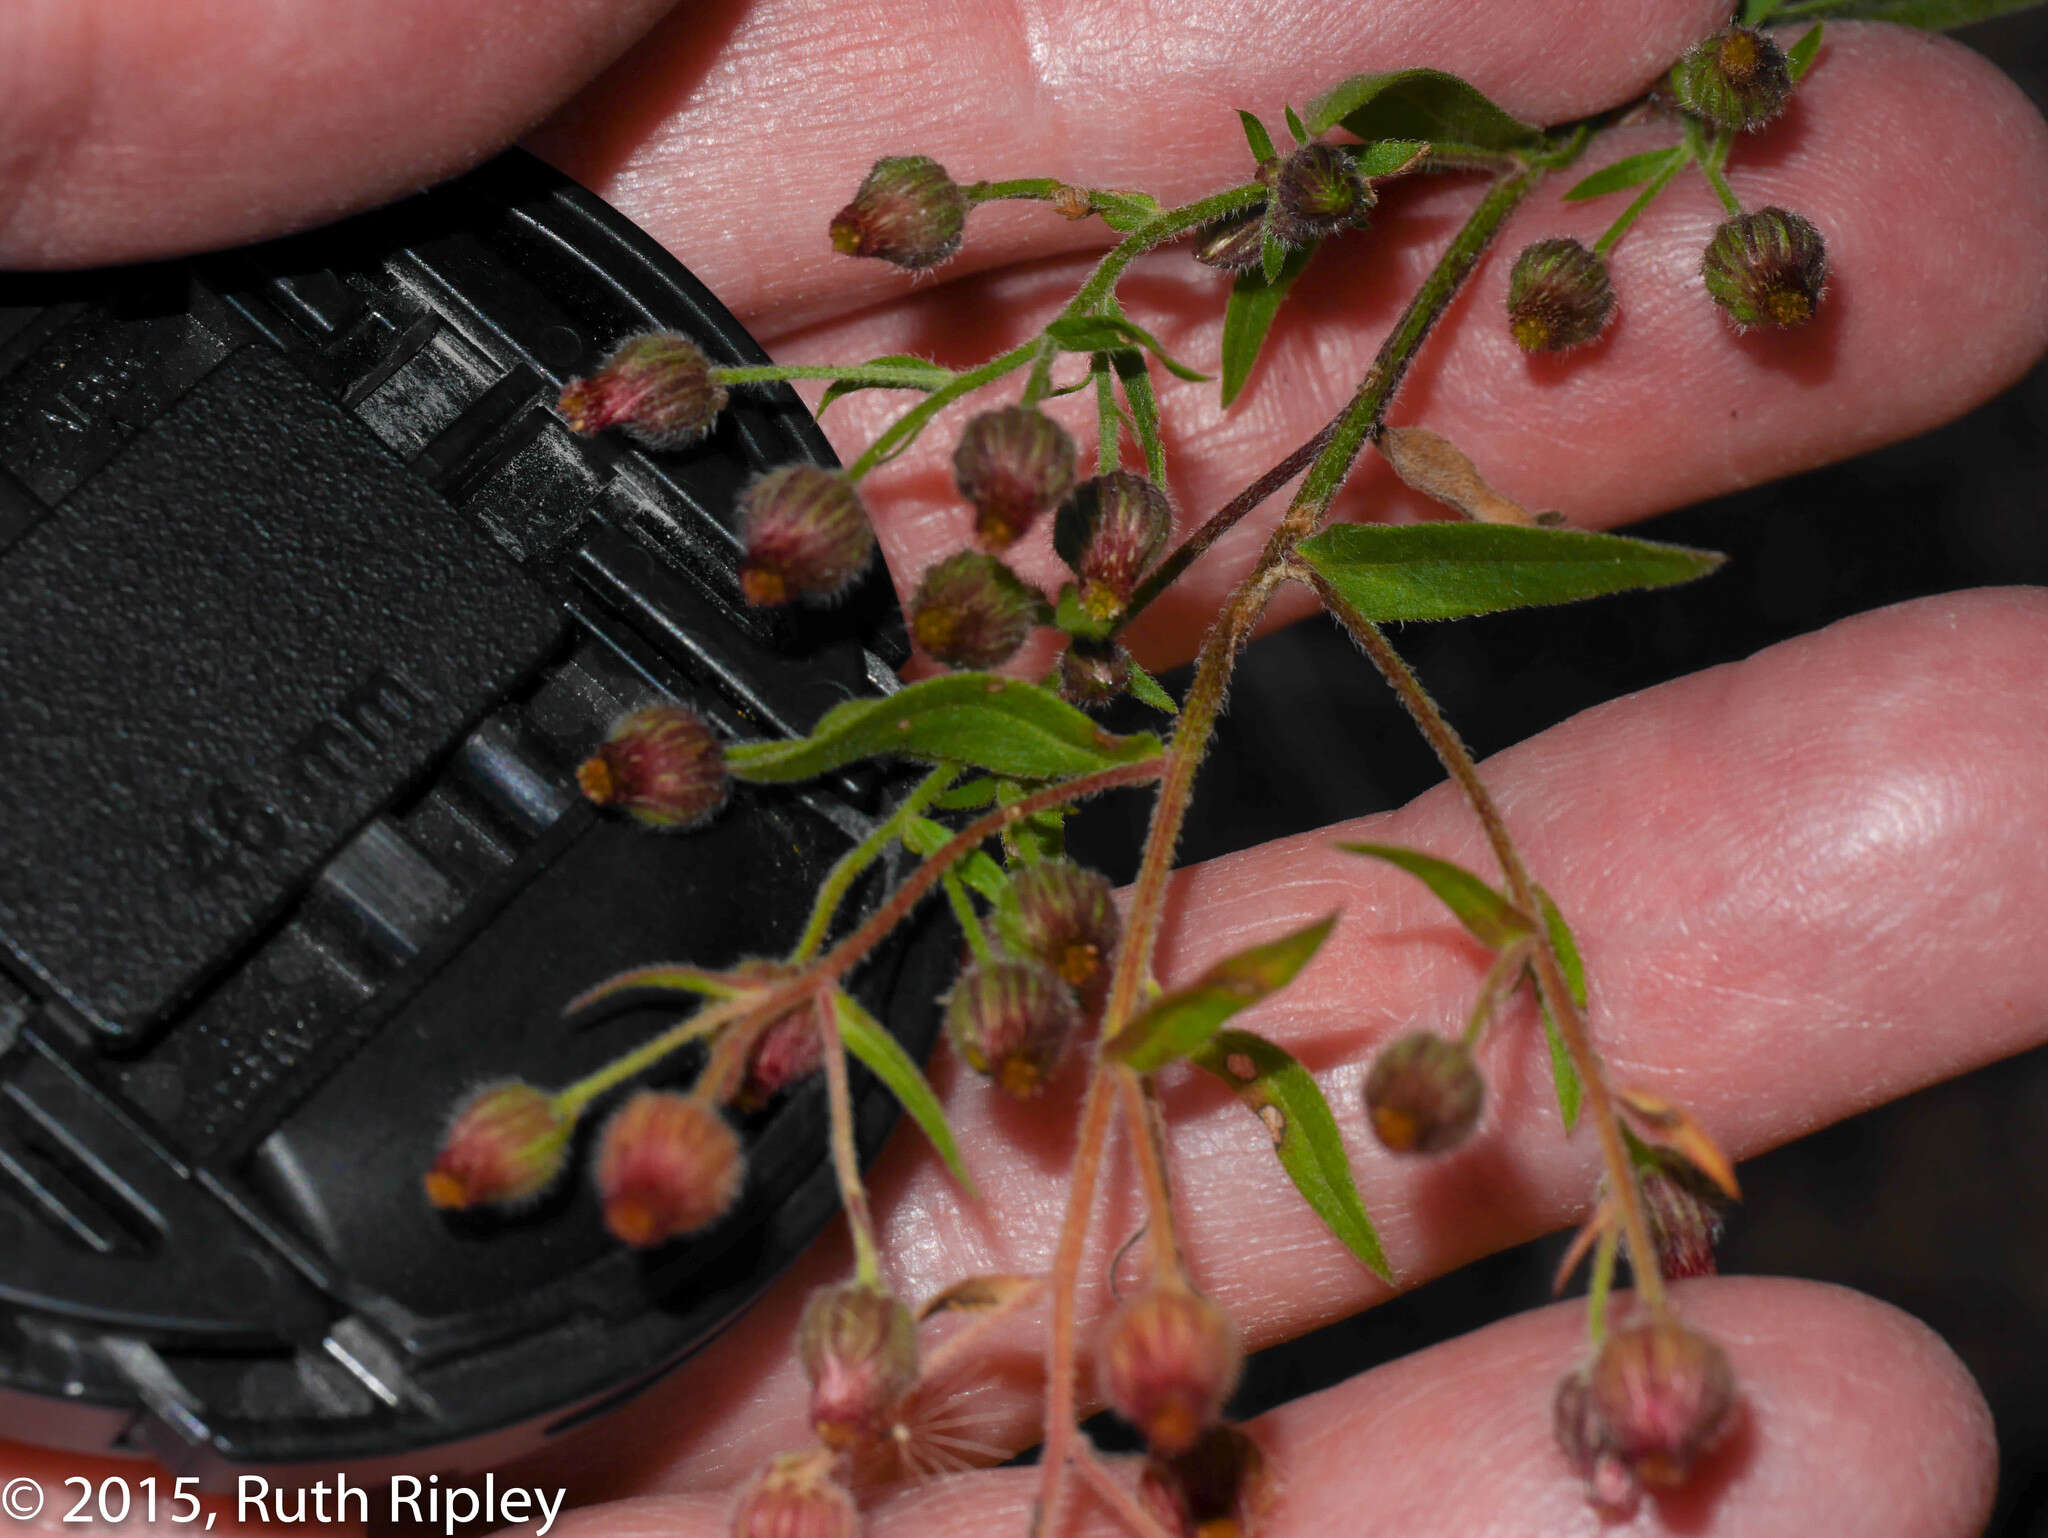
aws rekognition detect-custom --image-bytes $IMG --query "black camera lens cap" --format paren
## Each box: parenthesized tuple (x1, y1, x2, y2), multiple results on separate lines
(0, 150, 950, 1480)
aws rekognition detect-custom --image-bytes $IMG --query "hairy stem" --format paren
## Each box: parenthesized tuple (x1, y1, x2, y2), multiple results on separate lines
(817, 987, 884, 1287)
(793, 764, 959, 962)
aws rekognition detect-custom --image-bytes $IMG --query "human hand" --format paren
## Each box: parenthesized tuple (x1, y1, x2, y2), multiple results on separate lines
(3, 2, 2045, 1534)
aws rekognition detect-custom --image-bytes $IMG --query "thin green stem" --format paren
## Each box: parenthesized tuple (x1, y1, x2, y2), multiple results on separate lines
(554, 992, 759, 1118)
(1062, 184, 1266, 321)
(1696, 131, 1743, 216)
(1593, 148, 1688, 257)
(816, 988, 883, 1287)
(1021, 335, 1059, 408)
(792, 765, 958, 962)
(942, 870, 993, 960)
(1093, 356, 1121, 474)
(710, 362, 951, 389)
(1461, 938, 1534, 1051)
(848, 340, 1040, 480)
(964, 177, 1068, 204)
(1587, 1223, 1620, 1344)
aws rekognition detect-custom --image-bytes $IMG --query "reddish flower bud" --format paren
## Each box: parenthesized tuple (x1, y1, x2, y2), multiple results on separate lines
(594, 1091, 744, 1248)
(908, 551, 1044, 670)
(798, 1282, 920, 1451)
(1506, 237, 1615, 353)
(738, 466, 876, 607)
(1363, 1033, 1484, 1155)
(1193, 214, 1266, 273)
(1098, 1285, 1243, 1455)
(736, 1007, 823, 1112)
(730, 1449, 860, 1538)
(1701, 206, 1828, 331)
(1553, 1367, 1641, 1512)
(1669, 27, 1794, 135)
(954, 405, 1079, 549)
(1055, 643, 1131, 707)
(944, 957, 1082, 1099)
(557, 333, 727, 449)
(578, 704, 728, 831)
(1054, 472, 1173, 623)
(1138, 1424, 1272, 1538)
(1587, 1320, 1738, 1489)
(1638, 1158, 1728, 1281)
(423, 1081, 571, 1211)
(829, 156, 968, 270)
(997, 857, 1120, 1006)
(1271, 142, 1375, 247)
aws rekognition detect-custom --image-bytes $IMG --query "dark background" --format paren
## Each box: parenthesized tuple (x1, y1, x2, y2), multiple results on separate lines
(1071, 14, 2048, 1535)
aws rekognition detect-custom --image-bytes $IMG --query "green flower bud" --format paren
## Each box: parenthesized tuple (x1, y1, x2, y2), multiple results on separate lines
(1701, 206, 1828, 331)
(738, 465, 876, 607)
(1670, 27, 1794, 135)
(829, 156, 968, 270)
(908, 550, 1044, 670)
(1054, 471, 1173, 623)
(1270, 142, 1375, 247)
(954, 405, 1079, 548)
(578, 704, 729, 831)
(557, 333, 727, 449)
(1507, 237, 1616, 353)
(1363, 1032, 1484, 1155)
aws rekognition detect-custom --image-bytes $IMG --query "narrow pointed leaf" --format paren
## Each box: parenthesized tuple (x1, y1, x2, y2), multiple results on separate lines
(1238, 109, 1277, 162)
(1351, 139, 1431, 179)
(1283, 104, 1309, 145)
(1220, 240, 1317, 407)
(1192, 1028, 1392, 1281)
(918, 1273, 1042, 1321)
(934, 777, 998, 811)
(1786, 22, 1825, 79)
(1615, 1086, 1741, 1200)
(816, 354, 955, 415)
(1775, 0, 2038, 26)
(1564, 146, 1688, 201)
(1093, 189, 1162, 233)
(1043, 315, 1211, 382)
(1125, 659, 1181, 716)
(1110, 915, 1337, 1073)
(726, 674, 1161, 783)
(1296, 522, 1724, 623)
(564, 963, 746, 1016)
(833, 991, 977, 1197)
(1341, 843, 1531, 949)
(959, 849, 1008, 904)
(1106, 297, 1168, 484)
(1533, 886, 1588, 1130)
(1306, 68, 1542, 150)
(1260, 228, 1286, 285)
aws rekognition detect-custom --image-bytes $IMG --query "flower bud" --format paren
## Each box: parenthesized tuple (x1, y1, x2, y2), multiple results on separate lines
(1053, 471, 1173, 622)
(954, 405, 1079, 549)
(1553, 1367, 1641, 1511)
(997, 857, 1120, 1004)
(1669, 27, 1794, 135)
(730, 1449, 860, 1538)
(736, 1006, 823, 1112)
(908, 551, 1044, 670)
(1193, 214, 1266, 273)
(829, 156, 968, 270)
(1098, 1285, 1243, 1455)
(738, 465, 876, 607)
(423, 1081, 571, 1211)
(1638, 1158, 1727, 1280)
(557, 333, 727, 449)
(1506, 237, 1615, 353)
(1056, 643, 1131, 707)
(798, 1282, 920, 1451)
(1701, 206, 1827, 331)
(594, 1091, 744, 1247)
(1270, 142, 1375, 247)
(1362, 1033, 1484, 1155)
(1138, 1424, 1271, 1538)
(944, 957, 1082, 1098)
(578, 704, 728, 831)
(1586, 1320, 1739, 1489)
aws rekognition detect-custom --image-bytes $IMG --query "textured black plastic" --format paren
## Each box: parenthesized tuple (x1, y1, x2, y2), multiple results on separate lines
(0, 151, 944, 1480)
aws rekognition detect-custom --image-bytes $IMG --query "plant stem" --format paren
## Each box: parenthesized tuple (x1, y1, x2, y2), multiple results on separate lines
(817, 986, 884, 1287)
(1094, 355, 1122, 474)
(710, 362, 952, 389)
(793, 765, 959, 962)
(942, 870, 994, 960)
(554, 991, 761, 1118)
(1305, 591, 1666, 1315)
(1593, 149, 1687, 257)
(1070, 1439, 1182, 1538)
(1117, 1068, 1183, 1279)
(849, 340, 1041, 480)
(1462, 938, 1535, 1050)
(1587, 1222, 1620, 1344)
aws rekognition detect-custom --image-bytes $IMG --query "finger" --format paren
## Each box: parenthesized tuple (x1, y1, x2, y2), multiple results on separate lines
(506, 585, 2048, 1498)
(762, 24, 2048, 668)
(531, 0, 1728, 330)
(542, 1279, 1994, 1538)
(0, 0, 676, 266)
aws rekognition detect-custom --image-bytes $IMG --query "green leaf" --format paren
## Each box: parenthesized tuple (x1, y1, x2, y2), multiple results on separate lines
(1743, 0, 1785, 21)
(816, 355, 954, 416)
(1042, 315, 1211, 382)
(1534, 887, 1588, 1131)
(562, 963, 744, 1016)
(1260, 228, 1286, 285)
(933, 777, 998, 811)
(1283, 103, 1310, 146)
(1776, 0, 2039, 26)
(1564, 146, 1687, 201)
(1093, 190, 1163, 233)
(1104, 295, 1168, 485)
(1306, 68, 1542, 151)
(996, 778, 1067, 864)
(726, 674, 1162, 784)
(1339, 843, 1531, 949)
(833, 991, 977, 1197)
(901, 816, 951, 856)
(959, 849, 1008, 904)
(1238, 109, 1277, 162)
(1125, 659, 1181, 716)
(1350, 139, 1431, 179)
(1110, 915, 1337, 1073)
(1220, 240, 1317, 408)
(1786, 21, 1824, 79)
(1192, 1029, 1391, 1281)
(1295, 522, 1724, 624)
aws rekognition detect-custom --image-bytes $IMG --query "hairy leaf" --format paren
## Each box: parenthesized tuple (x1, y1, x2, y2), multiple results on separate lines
(1787, 21, 1825, 78)
(1110, 914, 1337, 1073)
(1777, 0, 2039, 25)
(1534, 887, 1588, 1130)
(1221, 241, 1317, 407)
(1564, 145, 1688, 201)
(815, 354, 955, 416)
(1260, 227, 1287, 285)
(1283, 103, 1310, 146)
(1351, 139, 1431, 179)
(1238, 109, 1277, 162)
(1306, 68, 1542, 152)
(726, 674, 1161, 783)
(1125, 659, 1181, 716)
(1340, 843, 1531, 948)
(833, 991, 977, 1196)
(1043, 315, 1211, 382)
(562, 962, 746, 1016)
(1093, 189, 1163, 233)
(1192, 1028, 1392, 1280)
(1296, 522, 1724, 623)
